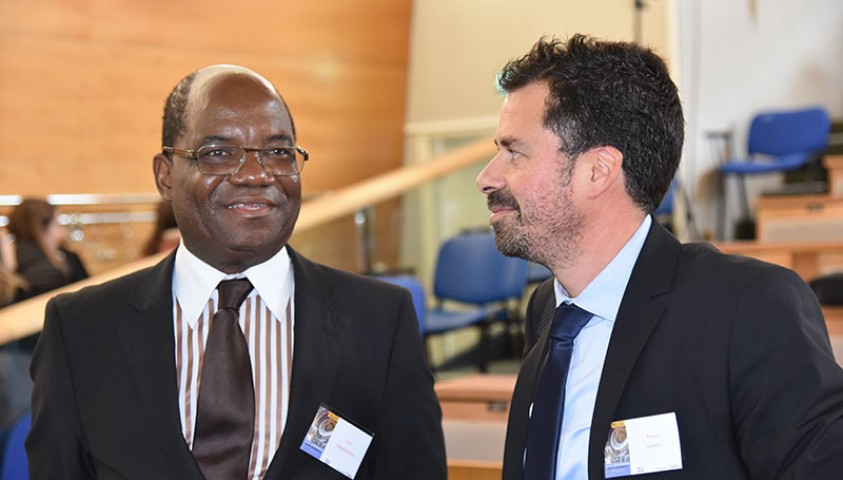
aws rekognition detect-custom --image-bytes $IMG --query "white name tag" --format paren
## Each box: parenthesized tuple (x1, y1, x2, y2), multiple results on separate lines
(604, 412, 683, 478)
(300, 404, 374, 479)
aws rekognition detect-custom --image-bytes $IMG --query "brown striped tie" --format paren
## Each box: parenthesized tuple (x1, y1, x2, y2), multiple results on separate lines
(193, 279, 255, 479)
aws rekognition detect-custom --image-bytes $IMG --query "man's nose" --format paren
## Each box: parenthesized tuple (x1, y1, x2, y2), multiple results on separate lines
(476, 152, 505, 194)
(230, 151, 273, 183)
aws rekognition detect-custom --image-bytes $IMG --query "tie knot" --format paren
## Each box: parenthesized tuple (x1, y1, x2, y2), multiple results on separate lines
(549, 303, 592, 342)
(217, 279, 253, 311)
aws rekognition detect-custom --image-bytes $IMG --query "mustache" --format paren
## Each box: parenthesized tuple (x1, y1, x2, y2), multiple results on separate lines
(487, 190, 519, 211)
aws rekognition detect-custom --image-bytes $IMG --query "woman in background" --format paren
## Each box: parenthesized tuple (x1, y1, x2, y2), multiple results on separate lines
(8, 198, 88, 302)
(7, 199, 88, 350)
(0, 200, 84, 429)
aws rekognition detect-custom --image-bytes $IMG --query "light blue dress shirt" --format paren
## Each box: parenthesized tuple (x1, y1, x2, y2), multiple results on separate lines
(550, 215, 651, 479)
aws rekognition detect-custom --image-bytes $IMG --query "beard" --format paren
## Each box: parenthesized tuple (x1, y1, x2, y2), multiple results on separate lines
(486, 163, 583, 271)
(487, 190, 530, 259)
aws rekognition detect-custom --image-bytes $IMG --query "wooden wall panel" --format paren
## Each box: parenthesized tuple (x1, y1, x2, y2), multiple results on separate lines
(0, 0, 411, 197)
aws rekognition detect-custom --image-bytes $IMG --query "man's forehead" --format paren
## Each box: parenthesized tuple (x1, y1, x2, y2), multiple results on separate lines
(504, 82, 550, 115)
(182, 70, 289, 123)
(189, 69, 278, 104)
(192, 64, 275, 89)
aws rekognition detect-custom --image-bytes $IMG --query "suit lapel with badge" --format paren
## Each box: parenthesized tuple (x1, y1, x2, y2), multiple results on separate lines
(114, 249, 355, 479)
(263, 249, 354, 479)
(115, 252, 206, 479)
(504, 220, 683, 480)
(587, 221, 679, 479)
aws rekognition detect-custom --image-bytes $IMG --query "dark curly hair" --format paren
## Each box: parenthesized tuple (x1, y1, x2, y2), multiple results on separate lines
(498, 34, 684, 213)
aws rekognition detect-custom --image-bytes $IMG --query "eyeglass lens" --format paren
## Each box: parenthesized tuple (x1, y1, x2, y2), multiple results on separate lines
(196, 146, 303, 176)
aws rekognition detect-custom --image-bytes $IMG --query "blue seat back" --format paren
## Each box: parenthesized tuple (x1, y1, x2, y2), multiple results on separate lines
(433, 231, 528, 305)
(377, 275, 426, 331)
(654, 178, 677, 217)
(748, 107, 830, 157)
(1, 413, 30, 480)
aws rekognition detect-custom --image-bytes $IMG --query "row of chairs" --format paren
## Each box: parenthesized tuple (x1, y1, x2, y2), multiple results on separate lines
(378, 230, 551, 373)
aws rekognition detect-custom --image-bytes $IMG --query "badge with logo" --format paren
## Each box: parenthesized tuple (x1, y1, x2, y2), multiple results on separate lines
(605, 412, 683, 478)
(301, 404, 374, 479)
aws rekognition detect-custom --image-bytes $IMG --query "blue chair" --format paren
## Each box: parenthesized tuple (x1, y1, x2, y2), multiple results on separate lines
(376, 274, 426, 332)
(654, 178, 678, 218)
(719, 107, 830, 238)
(426, 231, 528, 372)
(653, 177, 680, 233)
(1, 413, 30, 480)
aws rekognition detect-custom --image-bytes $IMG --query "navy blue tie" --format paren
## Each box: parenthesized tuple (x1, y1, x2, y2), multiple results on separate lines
(524, 303, 593, 479)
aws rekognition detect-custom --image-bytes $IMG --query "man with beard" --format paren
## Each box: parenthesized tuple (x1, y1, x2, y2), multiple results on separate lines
(27, 65, 446, 480)
(478, 35, 843, 479)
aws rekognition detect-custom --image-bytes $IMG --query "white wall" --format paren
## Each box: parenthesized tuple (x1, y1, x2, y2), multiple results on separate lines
(407, 0, 671, 126)
(675, 0, 843, 239)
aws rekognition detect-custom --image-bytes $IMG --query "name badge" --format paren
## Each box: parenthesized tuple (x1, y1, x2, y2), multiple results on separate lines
(300, 404, 374, 479)
(604, 412, 683, 478)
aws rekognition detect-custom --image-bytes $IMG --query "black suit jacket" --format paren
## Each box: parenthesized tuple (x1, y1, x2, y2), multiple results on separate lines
(503, 220, 843, 479)
(27, 248, 446, 479)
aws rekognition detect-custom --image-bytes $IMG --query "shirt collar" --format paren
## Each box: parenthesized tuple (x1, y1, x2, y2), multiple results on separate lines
(173, 241, 294, 326)
(554, 215, 652, 322)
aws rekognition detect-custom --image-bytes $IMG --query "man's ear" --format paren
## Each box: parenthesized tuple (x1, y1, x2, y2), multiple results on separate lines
(587, 146, 624, 199)
(153, 153, 174, 201)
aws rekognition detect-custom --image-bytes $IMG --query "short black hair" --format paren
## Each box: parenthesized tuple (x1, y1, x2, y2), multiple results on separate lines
(498, 34, 684, 213)
(161, 72, 197, 149)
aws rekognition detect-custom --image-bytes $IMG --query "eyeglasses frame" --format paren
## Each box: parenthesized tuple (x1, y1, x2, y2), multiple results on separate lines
(162, 145, 309, 176)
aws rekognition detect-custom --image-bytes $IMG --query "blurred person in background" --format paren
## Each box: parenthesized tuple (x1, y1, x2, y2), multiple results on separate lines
(0, 199, 89, 429)
(7, 198, 88, 350)
(0, 227, 30, 429)
(8, 198, 88, 302)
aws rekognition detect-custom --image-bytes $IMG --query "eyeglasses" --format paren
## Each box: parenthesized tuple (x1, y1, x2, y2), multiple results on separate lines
(162, 145, 309, 176)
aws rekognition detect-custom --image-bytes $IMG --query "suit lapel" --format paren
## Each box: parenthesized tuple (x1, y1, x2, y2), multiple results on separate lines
(265, 249, 352, 478)
(587, 221, 678, 478)
(115, 253, 203, 479)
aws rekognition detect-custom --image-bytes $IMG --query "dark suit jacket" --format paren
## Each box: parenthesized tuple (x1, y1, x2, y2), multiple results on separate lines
(503, 220, 843, 479)
(27, 248, 446, 479)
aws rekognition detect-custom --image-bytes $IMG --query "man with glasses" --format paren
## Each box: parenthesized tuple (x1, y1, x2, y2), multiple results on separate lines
(27, 65, 446, 480)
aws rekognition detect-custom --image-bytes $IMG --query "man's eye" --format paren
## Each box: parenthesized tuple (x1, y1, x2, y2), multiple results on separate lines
(205, 148, 233, 157)
(264, 148, 293, 159)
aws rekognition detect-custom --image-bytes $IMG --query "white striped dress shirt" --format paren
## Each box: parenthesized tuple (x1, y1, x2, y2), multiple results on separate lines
(172, 243, 295, 480)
